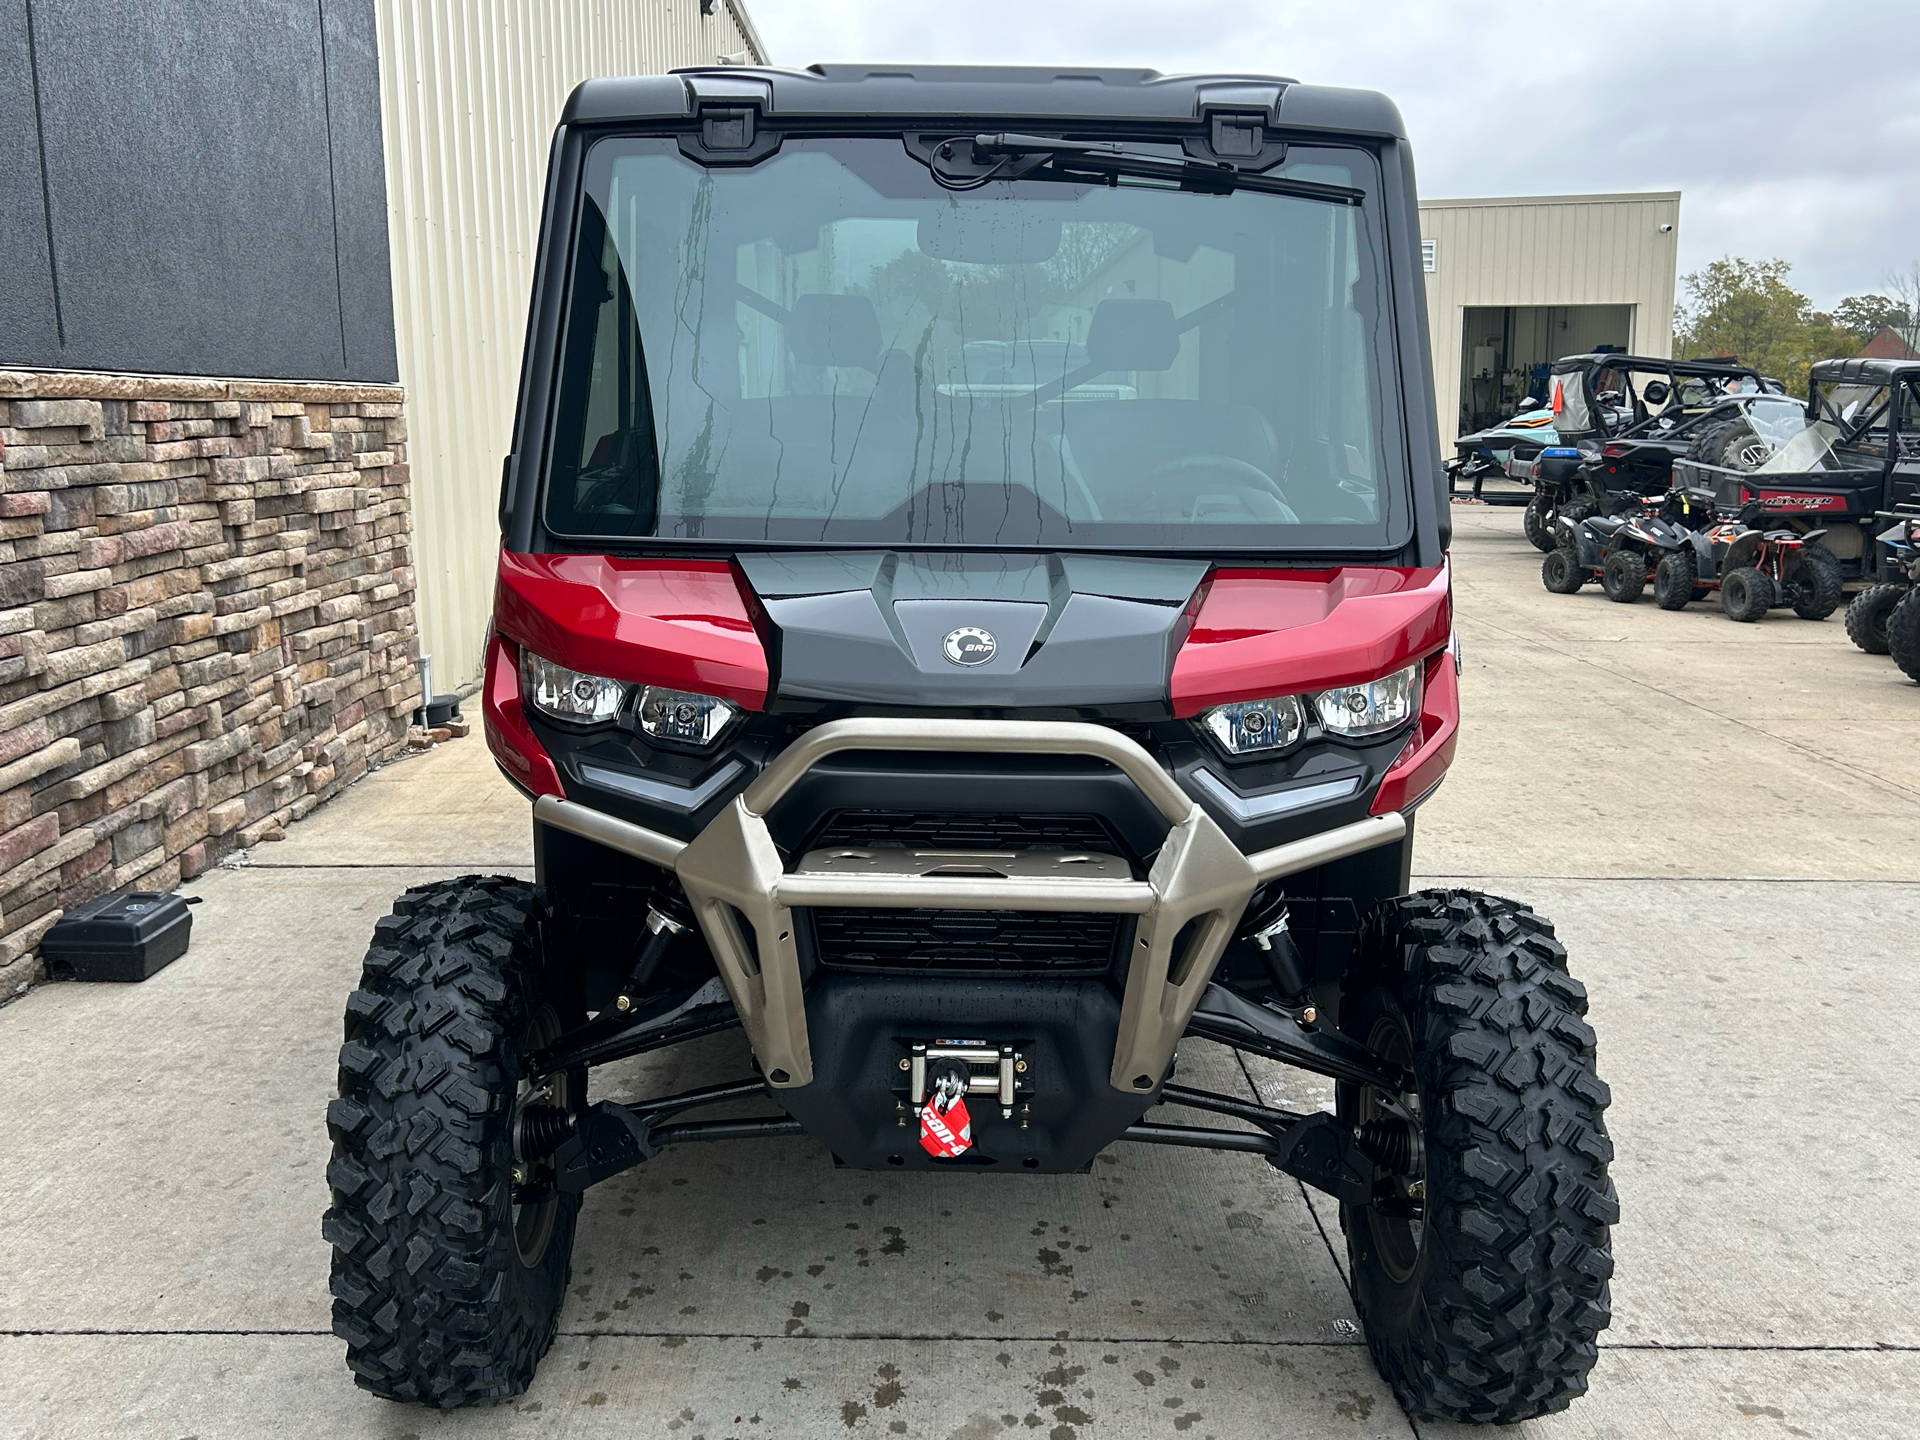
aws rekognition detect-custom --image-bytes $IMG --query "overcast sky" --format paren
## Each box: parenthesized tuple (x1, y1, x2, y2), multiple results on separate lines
(745, 0, 1920, 311)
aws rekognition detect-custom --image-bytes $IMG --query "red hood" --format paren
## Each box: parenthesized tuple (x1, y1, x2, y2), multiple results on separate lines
(1170, 563, 1451, 717)
(494, 551, 769, 710)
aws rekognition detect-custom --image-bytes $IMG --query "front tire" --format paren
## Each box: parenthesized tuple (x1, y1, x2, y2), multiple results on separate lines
(323, 876, 580, 1407)
(1653, 551, 1696, 610)
(1846, 584, 1906, 654)
(1541, 547, 1586, 594)
(1601, 549, 1646, 603)
(1720, 567, 1772, 622)
(1340, 892, 1615, 1424)
(1783, 543, 1844, 621)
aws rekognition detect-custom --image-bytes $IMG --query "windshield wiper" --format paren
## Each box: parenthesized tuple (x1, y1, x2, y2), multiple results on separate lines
(927, 132, 1363, 206)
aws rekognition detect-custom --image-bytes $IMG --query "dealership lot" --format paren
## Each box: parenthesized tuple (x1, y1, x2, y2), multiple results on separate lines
(2, 506, 1915, 1440)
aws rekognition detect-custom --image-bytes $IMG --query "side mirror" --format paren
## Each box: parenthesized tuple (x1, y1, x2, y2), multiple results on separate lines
(1642, 381, 1671, 405)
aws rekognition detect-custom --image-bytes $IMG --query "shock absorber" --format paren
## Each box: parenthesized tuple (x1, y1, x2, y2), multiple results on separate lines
(613, 887, 694, 1013)
(1247, 906, 1316, 1022)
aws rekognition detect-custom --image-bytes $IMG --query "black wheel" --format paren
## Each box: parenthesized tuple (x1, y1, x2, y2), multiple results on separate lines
(1846, 583, 1907, 654)
(1889, 589, 1920, 683)
(1719, 567, 1772, 622)
(1340, 891, 1614, 1424)
(1782, 543, 1844, 621)
(324, 876, 581, 1407)
(1541, 547, 1586, 595)
(1560, 496, 1597, 525)
(1600, 549, 1646, 603)
(1523, 494, 1556, 552)
(1653, 551, 1696, 610)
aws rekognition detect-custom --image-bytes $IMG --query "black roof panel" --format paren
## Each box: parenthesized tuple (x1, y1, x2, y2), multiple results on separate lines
(1550, 352, 1763, 378)
(1810, 356, 1920, 384)
(561, 64, 1407, 138)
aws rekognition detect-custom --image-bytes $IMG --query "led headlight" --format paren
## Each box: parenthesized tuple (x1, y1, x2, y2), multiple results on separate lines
(637, 686, 738, 747)
(520, 650, 626, 725)
(1199, 693, 1307, 755)
(1314, 661, 1423, 738)
(1197, 660, 1425, 755)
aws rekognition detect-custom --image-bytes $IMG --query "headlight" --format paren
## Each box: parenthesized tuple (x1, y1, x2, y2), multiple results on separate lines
(637, 685, 738, 747)
(1199, 694, 1307, 755)
(1197, 660, 1424, 754)
(520, 651, 625, 725)
(1315, 661, 1424, 738)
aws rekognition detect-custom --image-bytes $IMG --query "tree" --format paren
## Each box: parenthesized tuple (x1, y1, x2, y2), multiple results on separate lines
(1833, 291, 1912, 345)
(1673, 257, 1858, 395)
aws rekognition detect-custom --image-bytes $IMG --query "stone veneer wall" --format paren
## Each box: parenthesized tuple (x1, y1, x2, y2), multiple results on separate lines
(0, 369, 422, 999)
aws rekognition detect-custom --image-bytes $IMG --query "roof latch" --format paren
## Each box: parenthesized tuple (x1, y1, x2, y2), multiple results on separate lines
(702, 106, 756, 150)
(1210, 112, 1265, 160)
(678, 71, 780, 165)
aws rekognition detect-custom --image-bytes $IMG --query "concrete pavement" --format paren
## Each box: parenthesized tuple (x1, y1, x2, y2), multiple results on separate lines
(2, 504, 1916, 1439)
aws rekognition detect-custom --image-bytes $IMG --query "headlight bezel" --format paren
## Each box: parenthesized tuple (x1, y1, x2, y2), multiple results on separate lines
(516, 650, 740, 750)
(1195, 658, 1427, 759)
(634, 684, 740, 749)
(519, 649, 627, 727)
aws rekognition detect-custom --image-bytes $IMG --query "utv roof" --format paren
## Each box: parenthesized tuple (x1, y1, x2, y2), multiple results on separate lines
(1549, 353, 1763, 378)
(560, 64, 1408, 138)
(1810, 356, 1920, 385)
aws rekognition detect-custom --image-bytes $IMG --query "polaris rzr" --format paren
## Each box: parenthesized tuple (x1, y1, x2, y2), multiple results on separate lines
(1675, 357, 1920, 582)
(322, 65, 1615, 1425)
(1526, 354, 1778, 550)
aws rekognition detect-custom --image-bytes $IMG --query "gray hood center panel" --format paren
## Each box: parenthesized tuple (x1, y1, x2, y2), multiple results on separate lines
(736, 551, 1209, 710)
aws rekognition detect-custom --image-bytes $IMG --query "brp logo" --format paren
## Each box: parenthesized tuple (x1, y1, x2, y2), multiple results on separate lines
(942, 626, 997, 667)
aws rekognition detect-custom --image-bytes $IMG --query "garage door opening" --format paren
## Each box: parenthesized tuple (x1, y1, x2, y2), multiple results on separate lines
(1458, 304, 1634, 434)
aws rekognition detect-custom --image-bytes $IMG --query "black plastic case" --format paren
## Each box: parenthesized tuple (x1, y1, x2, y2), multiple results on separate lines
(41, 891, 195, 982)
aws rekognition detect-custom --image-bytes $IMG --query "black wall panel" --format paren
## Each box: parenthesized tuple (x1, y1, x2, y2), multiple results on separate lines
(0, 0, 62, 363)
(0, 0, 396, 382)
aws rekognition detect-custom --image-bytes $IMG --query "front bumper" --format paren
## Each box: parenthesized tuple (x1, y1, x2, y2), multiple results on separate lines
(532, 717, 1405, 1098)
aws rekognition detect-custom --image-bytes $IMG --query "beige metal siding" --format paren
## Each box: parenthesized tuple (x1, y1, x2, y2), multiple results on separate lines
(377, 0, 766, 688)
(1418, 192, 1680, 449)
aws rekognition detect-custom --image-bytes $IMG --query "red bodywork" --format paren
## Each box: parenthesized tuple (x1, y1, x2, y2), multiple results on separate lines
(1746, 489, 1848, 513)
(489, 552, 1457, 812)
(1170, 563, 1456, 814)
(486, 552, 769, 799)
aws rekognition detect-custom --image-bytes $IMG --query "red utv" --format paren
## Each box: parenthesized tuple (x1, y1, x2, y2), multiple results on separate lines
(323, 65, 1614, 1424)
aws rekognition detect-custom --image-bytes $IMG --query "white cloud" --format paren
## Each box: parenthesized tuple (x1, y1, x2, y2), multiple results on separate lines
(744, 0, 1920, 306)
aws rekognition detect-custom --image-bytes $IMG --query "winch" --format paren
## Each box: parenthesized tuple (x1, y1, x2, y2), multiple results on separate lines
(902, 1039, 1027, 1121)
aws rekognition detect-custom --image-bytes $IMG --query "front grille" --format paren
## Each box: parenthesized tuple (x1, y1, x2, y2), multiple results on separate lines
(809, 810, 1125, 857)
(810, 907, 1125, 978)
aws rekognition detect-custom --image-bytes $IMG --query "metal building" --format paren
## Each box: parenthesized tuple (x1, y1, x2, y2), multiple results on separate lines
(1418, 191, 1681, 449)
(377, 0, 767, 690)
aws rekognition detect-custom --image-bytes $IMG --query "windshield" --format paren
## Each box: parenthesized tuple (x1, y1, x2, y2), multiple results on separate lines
(543, 135, 1407, 550)
(1743, 397, 1807, 447)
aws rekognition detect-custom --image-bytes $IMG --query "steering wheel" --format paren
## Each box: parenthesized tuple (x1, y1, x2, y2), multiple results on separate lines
(1144, 454, 1300, 523)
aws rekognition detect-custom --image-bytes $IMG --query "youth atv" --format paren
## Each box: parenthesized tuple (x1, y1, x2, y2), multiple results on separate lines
(1539, 486, 1717, 604)
(322, 65, 1614, 1426)
(1645, 518, 1844, 622)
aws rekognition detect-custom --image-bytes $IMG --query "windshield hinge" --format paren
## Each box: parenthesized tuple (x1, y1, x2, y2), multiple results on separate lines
(1189, 80, 1289, 170)
(677, 72, 781, 165)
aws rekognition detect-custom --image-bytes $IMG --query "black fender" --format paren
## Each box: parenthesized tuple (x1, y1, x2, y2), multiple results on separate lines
(1723, 530, 1763, 571)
